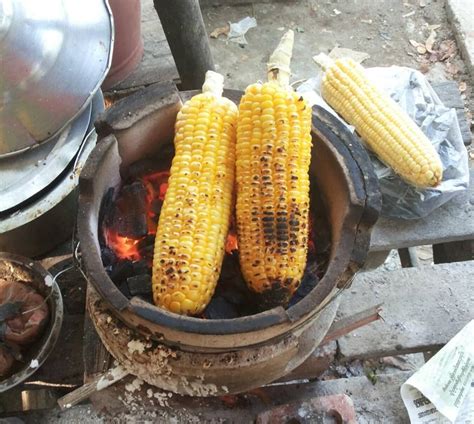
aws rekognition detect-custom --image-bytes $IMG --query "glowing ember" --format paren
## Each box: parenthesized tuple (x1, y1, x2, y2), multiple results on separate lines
(103, 170, 170, 262)
(103, 167, 315, 267)
(106, 233, 141, 261)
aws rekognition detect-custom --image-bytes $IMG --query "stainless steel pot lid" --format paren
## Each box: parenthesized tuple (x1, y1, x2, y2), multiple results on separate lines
(0, 0, 113, 156)
(0, 100, 92, 213)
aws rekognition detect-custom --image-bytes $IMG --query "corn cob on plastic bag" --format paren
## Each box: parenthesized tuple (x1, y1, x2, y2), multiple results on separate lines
(298, 65, 469, 219)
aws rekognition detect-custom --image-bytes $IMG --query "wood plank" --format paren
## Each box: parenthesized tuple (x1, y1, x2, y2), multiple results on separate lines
(371, 168, 474, 252)
(28, 315, 84, 387)
(83, 291, 112, 382)
(337, 261, 474, 360)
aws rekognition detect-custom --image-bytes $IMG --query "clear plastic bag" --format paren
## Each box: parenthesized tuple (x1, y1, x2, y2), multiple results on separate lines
(298, 66, 469, 219)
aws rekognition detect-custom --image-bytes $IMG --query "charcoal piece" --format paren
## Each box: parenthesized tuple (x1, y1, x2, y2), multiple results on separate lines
(137, 235, 155, 260)
(117, 281, 131, 298)
(127, 274, 152, 296)
(108, 181, 148, 238)
(124, 151, 174, 181)
(150, 199, 162, 217)
(137, 294, 154, 304)
(132, 260, 150, 275)
(98, 187, 115, 246)
(213, 253, 262, 316)
(101, 247, 117, 267)
(138, 245, 154, 261)
(137, 234, 155, 250)
(109, 260, 135, 284)
(203, 296, 240, 320)
(288, 258, 320, 307)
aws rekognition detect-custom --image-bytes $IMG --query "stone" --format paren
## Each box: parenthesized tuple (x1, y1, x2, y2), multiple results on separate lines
(337, 261, 474, 360)
(446, 0, 474, 82)
(256, 394, 357, 424)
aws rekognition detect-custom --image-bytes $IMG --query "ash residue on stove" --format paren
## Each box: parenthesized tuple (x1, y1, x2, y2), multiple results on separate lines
(99, 157, 330, 319)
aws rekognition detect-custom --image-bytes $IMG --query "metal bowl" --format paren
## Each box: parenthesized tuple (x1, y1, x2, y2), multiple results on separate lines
(0, 0, 113, 157)
(0, 252, 63, 393)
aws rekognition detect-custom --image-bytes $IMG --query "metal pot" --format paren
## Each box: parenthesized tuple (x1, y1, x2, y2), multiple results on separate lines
(77, 82, 381, 395)
(0, 91, 104, 257)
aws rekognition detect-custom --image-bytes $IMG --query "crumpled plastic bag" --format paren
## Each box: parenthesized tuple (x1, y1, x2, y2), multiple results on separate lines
(228, 17, 257, 45)
(297, 66, 469, 219)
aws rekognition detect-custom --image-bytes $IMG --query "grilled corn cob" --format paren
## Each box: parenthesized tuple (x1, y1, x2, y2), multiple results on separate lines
(236, 30, 313, 307)
(152, 71, 238, 316)
(315, 53, 443, 188)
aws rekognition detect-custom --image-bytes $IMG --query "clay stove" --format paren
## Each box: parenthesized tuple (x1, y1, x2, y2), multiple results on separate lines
(77, 82, 381, 395)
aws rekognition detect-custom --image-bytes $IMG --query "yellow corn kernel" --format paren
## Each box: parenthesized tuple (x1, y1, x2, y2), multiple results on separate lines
(320, 56, 442, 188)
(152, 71, 238, 316)
(236, 80, 312, 306)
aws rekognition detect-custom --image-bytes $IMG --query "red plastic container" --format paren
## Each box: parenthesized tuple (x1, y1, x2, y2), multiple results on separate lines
(102, 0, 144, 89)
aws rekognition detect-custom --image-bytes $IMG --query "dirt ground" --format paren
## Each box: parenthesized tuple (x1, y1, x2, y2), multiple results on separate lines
(203, 0, 472, 146)
(203, 0, 473, 267)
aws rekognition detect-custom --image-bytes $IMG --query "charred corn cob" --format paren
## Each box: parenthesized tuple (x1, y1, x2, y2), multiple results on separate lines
(315, 53, 443, 188)
(152, 71, 238, 316)
(236, 30, 313, 307)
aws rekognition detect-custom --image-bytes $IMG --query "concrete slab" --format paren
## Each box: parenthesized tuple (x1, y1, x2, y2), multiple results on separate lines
(337, 261, 474, 360)
(447, 0, 474, 82)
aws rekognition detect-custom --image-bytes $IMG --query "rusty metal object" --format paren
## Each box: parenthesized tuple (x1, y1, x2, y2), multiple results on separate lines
(77, 81, 381, 394)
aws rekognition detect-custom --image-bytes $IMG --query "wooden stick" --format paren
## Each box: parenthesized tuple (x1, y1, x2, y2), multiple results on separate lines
(320, 304, 383, 345)
(57, 365, 128, 410)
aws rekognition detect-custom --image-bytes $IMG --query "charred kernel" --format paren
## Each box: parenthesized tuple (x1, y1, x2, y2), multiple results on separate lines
(152, 75, 238, 316)
(236, 79, 312, 303)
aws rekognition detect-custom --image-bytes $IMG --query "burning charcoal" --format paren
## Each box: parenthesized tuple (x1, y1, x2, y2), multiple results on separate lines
(137, 236, 155, 261)
(217, 255, 252, 307)
(124, 152, 174, 180)
(109, 181, 148, 238)
(127, 274, 152, 296)
(99, 187, 115, 246)
(138, 246, 154, 263)
(150, 199, 162, 216)
(203, 296, 240, 319)
(137, 234, 155, 250)
(132, 260, 150, 275)
(109, 260, 135, 284)
(101, 246, 117, 267)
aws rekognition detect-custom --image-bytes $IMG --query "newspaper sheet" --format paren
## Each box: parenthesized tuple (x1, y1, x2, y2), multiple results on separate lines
(401, 320, 474, 423)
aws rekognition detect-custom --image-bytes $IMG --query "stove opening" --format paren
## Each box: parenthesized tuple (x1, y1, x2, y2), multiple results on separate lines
(99, 152, 330, 319)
